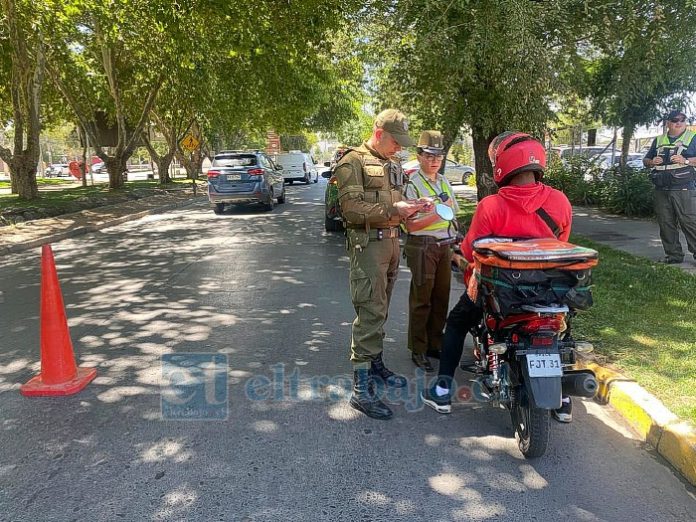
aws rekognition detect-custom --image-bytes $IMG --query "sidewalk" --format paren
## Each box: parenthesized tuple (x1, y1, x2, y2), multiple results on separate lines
(1, 187, 695, 486)
(572, 206, 696, 275)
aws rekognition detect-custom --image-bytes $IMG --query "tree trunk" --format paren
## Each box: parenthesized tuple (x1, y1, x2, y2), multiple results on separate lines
(439, 144, 451, 175)
(12, 156, 39, 199)
(156, 154, 174, 185)
(471, 128, 497, 200)
(81, 139, 87, 187)
(104, 156, 128, 189)
(141, 128, 175, 185)
(0, 0, 45, 200)
(9, 171, 18, 194)
(177, 150, 203, 180)
(620, 122, 634, 167)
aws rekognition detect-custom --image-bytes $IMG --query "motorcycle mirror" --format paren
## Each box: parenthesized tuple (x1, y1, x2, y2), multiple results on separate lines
(435, 203, 454, 221)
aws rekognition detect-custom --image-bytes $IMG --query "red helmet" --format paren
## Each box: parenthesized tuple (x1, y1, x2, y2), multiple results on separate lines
(488, 131, 546, 186)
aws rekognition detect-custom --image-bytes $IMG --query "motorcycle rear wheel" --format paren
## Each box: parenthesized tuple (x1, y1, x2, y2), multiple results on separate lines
(510, 386, 550, 458)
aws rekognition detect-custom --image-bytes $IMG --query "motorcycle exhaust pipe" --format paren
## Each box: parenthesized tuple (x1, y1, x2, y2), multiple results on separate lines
(562, 372, 598, 398)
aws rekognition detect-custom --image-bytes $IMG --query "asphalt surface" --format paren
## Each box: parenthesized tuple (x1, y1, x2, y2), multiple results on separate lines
(1, 181, 695, 521)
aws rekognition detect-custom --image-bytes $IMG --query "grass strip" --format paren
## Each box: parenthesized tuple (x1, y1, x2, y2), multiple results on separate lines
(0, 178, 197, 212)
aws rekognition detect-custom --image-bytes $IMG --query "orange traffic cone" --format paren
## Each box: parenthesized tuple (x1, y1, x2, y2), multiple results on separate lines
(20, 245, 97, 397)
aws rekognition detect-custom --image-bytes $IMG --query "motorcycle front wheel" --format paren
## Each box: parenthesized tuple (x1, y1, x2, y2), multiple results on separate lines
(510, 386, 550, 458)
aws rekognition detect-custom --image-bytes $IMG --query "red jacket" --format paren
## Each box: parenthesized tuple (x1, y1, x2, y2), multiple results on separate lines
(461, 182, 572, 262)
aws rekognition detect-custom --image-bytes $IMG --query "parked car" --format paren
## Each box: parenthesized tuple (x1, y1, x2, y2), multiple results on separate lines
(550, 146, 610, 161)
(45, 163, 70, 177)
(322, 167, 343, 232)
(207, 151, 286, 213)
(272, 151, 318, 184)
(595, 152, 645, 170)
(402, 159, 474, 185)
(91, 162, 107, 174)
(626, 156, 647, 169)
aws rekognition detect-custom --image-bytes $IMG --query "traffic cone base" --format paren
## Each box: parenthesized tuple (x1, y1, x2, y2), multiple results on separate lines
(20, 367, 97, 397)
(21, 244, 97, 398)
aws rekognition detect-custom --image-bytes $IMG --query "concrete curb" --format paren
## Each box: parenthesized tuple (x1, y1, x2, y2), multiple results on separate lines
(0, 194, 207, 257)
(577, 354, 696, 486)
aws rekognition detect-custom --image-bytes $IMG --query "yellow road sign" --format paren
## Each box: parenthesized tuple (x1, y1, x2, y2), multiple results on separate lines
(180, 134, 200, 152)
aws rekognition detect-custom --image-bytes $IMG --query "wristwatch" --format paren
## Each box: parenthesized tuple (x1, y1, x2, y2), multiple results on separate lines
(686, 158, 691, 165)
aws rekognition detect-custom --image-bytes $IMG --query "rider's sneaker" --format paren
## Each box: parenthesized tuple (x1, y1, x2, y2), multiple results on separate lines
(421, 386, 452, 414)
(552, 397, 573, 423)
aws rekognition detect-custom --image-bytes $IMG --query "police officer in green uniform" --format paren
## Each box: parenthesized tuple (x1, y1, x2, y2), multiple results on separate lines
(335, 109, 429, 420)
(643, 110, 696, 264)
(403, 131, 460, 373)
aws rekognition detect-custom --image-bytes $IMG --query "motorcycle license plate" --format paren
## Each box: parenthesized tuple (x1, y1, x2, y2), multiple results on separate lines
(226, 174, 241, 181)
(526, 353, 562, 377)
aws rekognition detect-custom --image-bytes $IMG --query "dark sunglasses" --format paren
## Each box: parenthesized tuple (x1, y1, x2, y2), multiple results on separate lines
(669, 117, 687, 123)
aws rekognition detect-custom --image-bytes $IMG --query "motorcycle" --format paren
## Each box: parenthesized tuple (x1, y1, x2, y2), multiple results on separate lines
(463, 237, 599, 458)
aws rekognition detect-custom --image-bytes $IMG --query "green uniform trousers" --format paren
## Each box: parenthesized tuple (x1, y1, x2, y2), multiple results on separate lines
(348, 236, 401, 368)
(654, 189, 696, 261)
(404, 238, 452, 355)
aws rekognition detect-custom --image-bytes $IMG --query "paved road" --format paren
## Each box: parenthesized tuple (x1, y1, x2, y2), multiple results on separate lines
(1, 181, 694, 521)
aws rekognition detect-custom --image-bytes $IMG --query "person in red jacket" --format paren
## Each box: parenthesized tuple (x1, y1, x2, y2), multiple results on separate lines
(421, 131, 574, 422)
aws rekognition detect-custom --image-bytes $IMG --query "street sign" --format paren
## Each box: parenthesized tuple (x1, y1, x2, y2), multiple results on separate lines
(180, 134, 200, 152)
(266, 130, 281, 154)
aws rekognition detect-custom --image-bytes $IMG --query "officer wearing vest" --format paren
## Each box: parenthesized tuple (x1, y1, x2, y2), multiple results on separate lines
(403, 131, 460, 372)
(335, 109, 430, 420)
(643, 110, 696, 264)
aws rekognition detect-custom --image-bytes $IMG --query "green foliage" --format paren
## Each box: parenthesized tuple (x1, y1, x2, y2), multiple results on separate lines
(280, 134, 310, 152)
(583, 1, 696, 136)
(369, 0, 589, 198)
(601, 167, 655, 217)
(449, 142, 473, 166)
(333, 109, 373, 147)
(544, 155, 604, 206)
(544, 155, 654, 217)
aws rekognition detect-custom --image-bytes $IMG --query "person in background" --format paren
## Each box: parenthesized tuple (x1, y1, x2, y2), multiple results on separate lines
(643, 109, 696, 264)
(403, 130, 460, 373)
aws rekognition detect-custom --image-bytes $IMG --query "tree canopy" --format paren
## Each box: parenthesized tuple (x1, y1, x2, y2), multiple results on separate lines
(3, 1, 696, 199)
(369, 0, 696, 197)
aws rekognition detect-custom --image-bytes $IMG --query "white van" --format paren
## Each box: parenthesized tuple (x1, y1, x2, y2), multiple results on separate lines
(272, 151, 318, 184)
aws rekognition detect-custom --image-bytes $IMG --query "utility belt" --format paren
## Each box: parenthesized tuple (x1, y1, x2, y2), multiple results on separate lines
(346, 225, 401, 239)
(650, 168, 695, 190)
(407, 234, 458, 246)
(369, 227, 401, 239)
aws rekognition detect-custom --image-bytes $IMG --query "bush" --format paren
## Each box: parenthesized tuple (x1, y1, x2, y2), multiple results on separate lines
(601, 167, 655, 217)
(544, 155, 655, 217)
(544, 155, 603, 206)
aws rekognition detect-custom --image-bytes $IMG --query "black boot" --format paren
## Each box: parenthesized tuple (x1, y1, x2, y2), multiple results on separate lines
(371, 353, 407, 387)
(349, 369, 393, 420)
